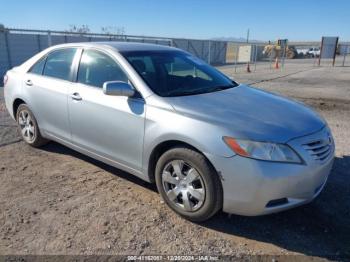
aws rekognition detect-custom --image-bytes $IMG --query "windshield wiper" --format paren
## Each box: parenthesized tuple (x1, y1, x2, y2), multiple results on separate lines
(165, 84, 235, 97)
(165, 89, 205, 97)
(206, 85, 234, 93)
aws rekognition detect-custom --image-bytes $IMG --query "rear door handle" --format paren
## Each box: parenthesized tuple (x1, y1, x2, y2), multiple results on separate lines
(70, 92, 82, 101)
(25, 79, 33, 86)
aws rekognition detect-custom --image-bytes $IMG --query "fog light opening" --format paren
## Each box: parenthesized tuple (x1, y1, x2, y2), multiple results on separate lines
(266, 198, 289, 208)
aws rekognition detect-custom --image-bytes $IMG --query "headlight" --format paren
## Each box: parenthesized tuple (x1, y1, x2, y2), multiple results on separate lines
(223, 137, 302, 163)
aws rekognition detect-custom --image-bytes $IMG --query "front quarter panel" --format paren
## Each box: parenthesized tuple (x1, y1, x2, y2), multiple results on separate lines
(142, 100, 236, 176)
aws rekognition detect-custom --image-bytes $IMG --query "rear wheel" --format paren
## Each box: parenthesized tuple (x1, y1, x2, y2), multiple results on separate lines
(16, 104, 48, 147)
(155, 147, 222, 222)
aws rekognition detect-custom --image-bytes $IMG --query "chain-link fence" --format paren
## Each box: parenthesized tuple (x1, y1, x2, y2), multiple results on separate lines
(222, 42, 319, 75)
(336, 44, 350, 67)
(1, 27, 349, 85)
(0, 28, 173, 82)
(222, 42, 350, 76)
(0, 28, 241, 81)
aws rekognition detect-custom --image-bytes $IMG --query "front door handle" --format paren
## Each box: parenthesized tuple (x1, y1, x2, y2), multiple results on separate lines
(70, 92, 82, 101)
(25, 79, 33, 86)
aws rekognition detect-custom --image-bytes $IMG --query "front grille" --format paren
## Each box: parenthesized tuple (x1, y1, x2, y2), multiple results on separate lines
(302, 136, 333, 162)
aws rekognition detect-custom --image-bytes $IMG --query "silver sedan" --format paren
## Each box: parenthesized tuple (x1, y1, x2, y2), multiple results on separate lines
(3, 42, 334, 221)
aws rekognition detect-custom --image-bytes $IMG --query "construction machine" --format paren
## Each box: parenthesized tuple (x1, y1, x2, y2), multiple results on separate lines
(263, 42, 298, 59)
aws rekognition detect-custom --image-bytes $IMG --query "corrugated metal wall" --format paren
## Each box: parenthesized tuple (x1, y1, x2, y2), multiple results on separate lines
(0, 33, 10, 80)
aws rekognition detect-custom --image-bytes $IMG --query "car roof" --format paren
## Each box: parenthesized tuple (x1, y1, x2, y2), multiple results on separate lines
(49, 41, 180, 52)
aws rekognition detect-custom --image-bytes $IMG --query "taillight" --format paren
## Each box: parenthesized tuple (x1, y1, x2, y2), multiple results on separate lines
(3, 74, 8, 86)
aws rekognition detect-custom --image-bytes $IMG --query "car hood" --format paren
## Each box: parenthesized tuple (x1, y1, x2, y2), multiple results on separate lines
(164, 85, 325, 143)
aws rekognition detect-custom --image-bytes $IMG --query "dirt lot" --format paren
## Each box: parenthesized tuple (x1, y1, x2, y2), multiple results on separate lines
(0, 61, 349, 260)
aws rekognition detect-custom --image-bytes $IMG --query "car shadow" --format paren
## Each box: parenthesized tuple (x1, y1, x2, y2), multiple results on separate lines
(40, 142, 350, 260)
(40, 142, 158, 193)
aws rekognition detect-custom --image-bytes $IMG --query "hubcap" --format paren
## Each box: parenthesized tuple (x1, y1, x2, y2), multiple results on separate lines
(162, 160, 205, 212)
(18, 110, 35, 142)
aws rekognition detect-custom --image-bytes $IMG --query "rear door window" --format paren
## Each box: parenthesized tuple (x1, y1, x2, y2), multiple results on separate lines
(43, 48, 77, 81)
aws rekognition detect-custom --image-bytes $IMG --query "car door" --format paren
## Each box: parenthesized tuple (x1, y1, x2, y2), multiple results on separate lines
(68, 48, 145, 172)
(24, 48, 79, 141)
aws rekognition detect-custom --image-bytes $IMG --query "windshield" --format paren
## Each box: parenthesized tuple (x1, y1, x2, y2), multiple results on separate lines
(121, 50, 238, 97)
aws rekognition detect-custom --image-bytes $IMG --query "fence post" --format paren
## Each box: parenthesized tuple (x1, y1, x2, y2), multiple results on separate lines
(342, 46, 347, 67)
(4, 30, 12, 68)
(254, 44, 258, 71)
(313, 46, 317, 67)
(208, 40, 211, 65)
(269, 50, 273, 69)
(318, 39, 324, 66)
(201, 41, 205, 59)
(37, 34, 41, 52)
(281, 45, 286, 69)
(47, 31, 52, 47)
(234, 44, 238, 73)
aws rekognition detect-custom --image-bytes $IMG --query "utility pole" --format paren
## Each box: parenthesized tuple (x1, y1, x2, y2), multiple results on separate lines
(246, 29, 251, 73)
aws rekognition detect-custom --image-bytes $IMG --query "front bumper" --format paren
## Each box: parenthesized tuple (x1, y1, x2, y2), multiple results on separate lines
(206, 127, 335, 216)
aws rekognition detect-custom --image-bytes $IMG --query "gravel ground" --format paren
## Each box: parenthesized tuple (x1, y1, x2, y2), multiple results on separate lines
(0, 61, 349, 260)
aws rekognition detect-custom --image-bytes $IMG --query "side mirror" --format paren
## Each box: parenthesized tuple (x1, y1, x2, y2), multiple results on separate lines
(103, 81, 135, 97)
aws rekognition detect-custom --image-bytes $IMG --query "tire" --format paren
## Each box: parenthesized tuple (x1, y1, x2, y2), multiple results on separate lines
(16, 104, 49, 147)
(155, 147, 222, 222)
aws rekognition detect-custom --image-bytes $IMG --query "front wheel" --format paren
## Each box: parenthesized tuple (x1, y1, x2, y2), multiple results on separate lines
(155, 147, 222, 222)
(16, 104, 49, 147)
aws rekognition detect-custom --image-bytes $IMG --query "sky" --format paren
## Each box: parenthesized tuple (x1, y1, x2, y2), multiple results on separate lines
(1, 0, 349, 41)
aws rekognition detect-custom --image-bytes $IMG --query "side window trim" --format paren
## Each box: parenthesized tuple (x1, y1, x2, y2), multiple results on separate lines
(71, 48, 83, 83)
(75, 48, 87, 84)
